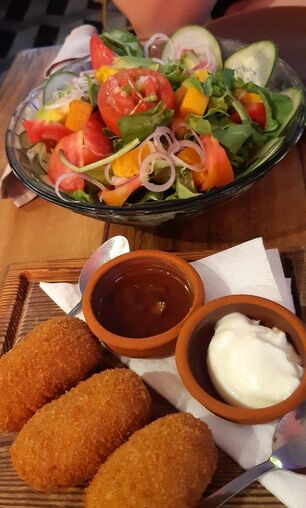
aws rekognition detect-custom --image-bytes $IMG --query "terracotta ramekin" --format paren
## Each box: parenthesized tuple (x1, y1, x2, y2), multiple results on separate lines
(175, 294, 306, 425)
(82, 250, 204, 358)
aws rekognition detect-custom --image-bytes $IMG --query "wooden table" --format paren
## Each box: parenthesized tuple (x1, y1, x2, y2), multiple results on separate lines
(0, 32, 305, 507)
(0, 47, 306, 293)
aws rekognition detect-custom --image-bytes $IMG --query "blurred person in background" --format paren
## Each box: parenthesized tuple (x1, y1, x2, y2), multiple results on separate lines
(112, 0, 306, 38)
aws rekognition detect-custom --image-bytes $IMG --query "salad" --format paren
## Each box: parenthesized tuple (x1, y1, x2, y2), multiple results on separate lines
(20, 26, 303, 207)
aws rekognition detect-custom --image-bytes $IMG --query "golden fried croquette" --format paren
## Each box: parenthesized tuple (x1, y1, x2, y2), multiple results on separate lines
(11, 368, 151, 492)
(85, 412, 217, 508)
(0, 316, 102, 432)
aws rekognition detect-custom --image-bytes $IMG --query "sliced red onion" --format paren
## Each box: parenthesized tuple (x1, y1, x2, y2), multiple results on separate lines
(103, 164, 113, 185)
(143, 126, 179, 155)
(193, 50, 216, 74)
(169, 139, 205, 172)
(189, 128, 205, 152)
(143, 33, 171, 58)
(176, 46, 185, 60)
(139, 152, 176, 192)
(152, 58, 164, 65)
(137, 140, 155, 166)
(193, 60, 209, 71)
(111, 176, 129, 186)
(54, 171, 105, 202)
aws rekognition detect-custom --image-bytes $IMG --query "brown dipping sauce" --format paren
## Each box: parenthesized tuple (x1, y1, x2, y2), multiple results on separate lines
(94, 266, 193, 338)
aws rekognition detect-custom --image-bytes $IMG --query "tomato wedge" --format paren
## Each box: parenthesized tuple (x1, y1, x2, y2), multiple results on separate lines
(23, 120, 72, 147)
(90, 35, 115, 69)
(193, 135, 234, 191)
(230, 102, 266, 129)
(83, 111, 112, 164)
(47, 112, 112, 192)
(48, 131, 85, 192)
(98, 68, 175, 136)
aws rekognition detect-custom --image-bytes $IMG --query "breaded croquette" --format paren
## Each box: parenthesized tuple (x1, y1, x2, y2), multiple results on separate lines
(11, 368, 151, 492)
(0, 317, 102, 432)
(85, 412, 217, 508)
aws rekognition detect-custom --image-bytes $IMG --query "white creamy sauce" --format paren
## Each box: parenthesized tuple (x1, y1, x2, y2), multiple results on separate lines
(207, 312, 303, 409)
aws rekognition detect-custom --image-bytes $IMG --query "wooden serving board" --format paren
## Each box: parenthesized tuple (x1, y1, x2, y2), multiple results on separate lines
(0, 249, 305, 507)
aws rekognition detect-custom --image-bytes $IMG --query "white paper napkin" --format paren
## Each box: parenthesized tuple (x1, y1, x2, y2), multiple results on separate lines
(1, 24, 96, 207)
(40, 237, 304, 508)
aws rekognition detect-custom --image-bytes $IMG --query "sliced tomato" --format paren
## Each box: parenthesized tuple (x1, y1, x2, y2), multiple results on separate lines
(193, 135, 234, 191)
(23, 120, 72, 147)
(90, 35, 115, 69)
(246, 103, 266, 129)
(48, 131, 85, 192)
(99, 175, 142, 206)
(230, 102, 266, 129)
(83, 111, 112, 164)
(229, 112, 241, 124)
(98, 68, 175, 136)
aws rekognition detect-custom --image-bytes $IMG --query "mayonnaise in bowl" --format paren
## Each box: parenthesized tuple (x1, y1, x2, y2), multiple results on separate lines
(207, 312, 303, 409)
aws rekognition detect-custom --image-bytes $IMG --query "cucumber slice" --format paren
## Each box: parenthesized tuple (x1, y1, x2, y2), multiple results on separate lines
(43, 71, 76, 105)
(19, 130, 33, 149)
(161, 25, 222, 69)
(276, 87, 304, 134)
(225, 41, 277, 86)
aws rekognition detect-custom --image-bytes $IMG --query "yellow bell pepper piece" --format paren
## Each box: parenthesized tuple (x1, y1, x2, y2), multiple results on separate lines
(95, 66, 118, 84)
(65, 100, 93, 132)
(179, 87, 209, 116)
(234, 89, 262, 106)
(112, 143, 152, 178)
(177, 147, 201, 166)
(35, 105, 68, 123)
(193, 69, 209, 83)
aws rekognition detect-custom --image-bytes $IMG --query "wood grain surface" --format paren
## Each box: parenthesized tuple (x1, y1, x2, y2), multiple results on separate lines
(1, 249, 305, 507)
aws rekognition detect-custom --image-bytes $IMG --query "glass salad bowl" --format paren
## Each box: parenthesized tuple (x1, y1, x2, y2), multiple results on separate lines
(6, 38, 306, 227)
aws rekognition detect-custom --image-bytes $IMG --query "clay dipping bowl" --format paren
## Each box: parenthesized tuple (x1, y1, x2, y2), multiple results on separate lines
(82, 250, 204, 358)
(175, 295, 306, 425)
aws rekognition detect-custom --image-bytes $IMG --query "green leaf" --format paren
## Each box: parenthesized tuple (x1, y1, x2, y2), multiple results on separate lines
(86, 76, 99, 107)
(69, 189, 91, 202)
(205, 95, 229, 117)
(86, 167, 109, 186)
(181, 76, 203, 93)
(220, 68, 235, 89)
(243, 82, 292, 133)
(213, 123, 253, 154)
(158, 63, 188, 88)
(227, 95, 250, 124)
(176, 168, 199, 199)
(202, 70, 234, 97)
(203, 75, 215, 97)
(139, 190, 164, 203)
(101, 28, 143, 57)
(113, 56, 158, 70)
(187, 115, 212, 135)
(262, 89, 293, 132)
(118, 102, 174, 144)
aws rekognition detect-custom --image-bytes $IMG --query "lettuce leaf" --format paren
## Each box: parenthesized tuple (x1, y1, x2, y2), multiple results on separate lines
(101, 28, 143, 57)
(213, 123, 253, 154)
(187, 115, 212, 135)
(118, 102, 174, 144)
(159, 63, 188, 88)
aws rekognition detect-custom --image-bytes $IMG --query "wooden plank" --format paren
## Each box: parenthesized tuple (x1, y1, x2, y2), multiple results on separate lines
(1, 249, 305, 506)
